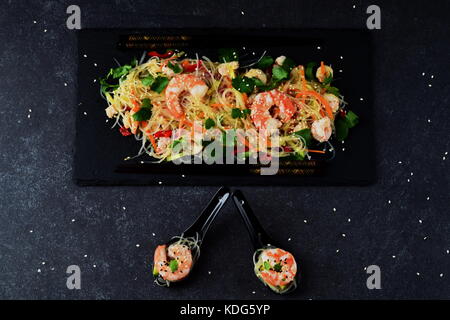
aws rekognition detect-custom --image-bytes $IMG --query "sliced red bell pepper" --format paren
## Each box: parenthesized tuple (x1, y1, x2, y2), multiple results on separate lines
(148, 50, 174, 59)
(119, 127, 132, 137)
(154, 130, 172, 138)
(182, 60, 202, 73)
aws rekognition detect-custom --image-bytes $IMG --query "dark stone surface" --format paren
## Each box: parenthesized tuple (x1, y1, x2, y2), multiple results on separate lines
(0, 0, 449, 300)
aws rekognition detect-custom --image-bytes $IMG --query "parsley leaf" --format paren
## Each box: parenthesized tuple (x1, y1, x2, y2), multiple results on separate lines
(169, 259, 179, 272)
(109, 65, 132, 79)
(264, 261, 271, 271)
(305, 62, 318, 81)
(205, 118, 215, 129)
(256, 56, 274, 69)
(345, 111, 359, 128)
(218, 48, 239, 62)
(151, 76, 169, 93)
(168, 61, 183, 74)
(132, 98, 153, 121)
(231, 108, 251, 119)
(294, 128, 313, 147)
(272, 66, 289, 82)
(232, 76, 255, 94)
(273, 263, 282, 272)
(99, 78, 119, 93)
(323, 73, 333, 86)
(335, 117, 349, 141)
(281, 57, 296, 72)
(141, 75, 155, 87)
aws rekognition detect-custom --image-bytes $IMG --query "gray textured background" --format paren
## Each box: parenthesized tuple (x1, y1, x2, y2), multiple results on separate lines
(0, 0, 449, 299)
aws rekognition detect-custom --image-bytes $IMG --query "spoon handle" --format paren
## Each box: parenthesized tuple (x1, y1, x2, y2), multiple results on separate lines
(183, 187, 231, 242)
(232, 190, 275, 251)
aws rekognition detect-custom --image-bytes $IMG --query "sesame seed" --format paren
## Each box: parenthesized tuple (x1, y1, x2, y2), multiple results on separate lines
(342, 233, 346, 237)
(427, 119, 431, 123)
(360, 97, 364, 101)
(44, 29, 47, 33)
(29, 230, 33, 233)
(27, 114, 31, 119)
(241, 11, 245, 15)
(447, 250, 449, 254)
(64, 83, 68, 87)
(440, 273, 444, 277)
(407, 179, 410, 183)
(424, 236, 428, 240)
(333, 208, 337, 212)
(419, 219, 422, 224)
(422, 72, 425, 76)
(136, 244, 140, 248)
(398, 161, 402, 164)
(388, 200, 391, 204)
(348, 218, 351, 222)
(208, 271, 212, 275)
(84, 54, 87, 58)
(352, 5, 356, 9)
(93, 265, 97, 268)
(122, 206, 126, 210)
(71, 219, 76, 222)
(336, 249, 340, 253)
(340, 56, 344, 59)
(181, 174, 186, 178)
(33, 20, 37, 24)
(426, 196, 430, 200)
(37, 269, 41, 273)
(158, 181, 163, 185)
(303, 220, 307, 224)
(416, 272, 420, 276)
(94, 63, 98, 67)
(288, 238, 292, 241)
(42, 262, 46, 265)
(152, 233, 156, 237)
(317, 46, 321, 50)
(83, 112, 87, 116)
(410, 172, 414, 176)
(430, 75, 434, 79)
(392, 255, 396, 258)
(339, 69, 343, 73)
(84, 254, 88, 258)
(428, 84, 432, 87)
(252, 291, 256, 294)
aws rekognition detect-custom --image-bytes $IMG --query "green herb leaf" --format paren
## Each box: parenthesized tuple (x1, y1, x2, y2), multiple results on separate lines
(323, 73, 333, 86)
(99, 78, 119, 93)
(281, 57, 296, 72)
(231, 108, 251, 119)
(205, 118, 216, 129)
(326, 86, 340, 96)
(151, 77, 169, 93)
(335, 117, 349, 141)
(132, 108, 152, 122)
(169, 259, 179, 272)
(256, 56, 274, 69)
(110, 65, 132, 79)
(273, 263, 282, 272)
(294, 128, 313, 147)
(305, 62, 318, 81)
(141, 75, 155, 87)
(345, 111, 359, 128)
(218, 48, 239, 62)
(232, 76, 255, 94)
(264, 261, 271, 271)
(272, 66, 289, 82)
(168, 61, 183, 74)
(152, 267, 159, 276)
(141, 98, 152, 109)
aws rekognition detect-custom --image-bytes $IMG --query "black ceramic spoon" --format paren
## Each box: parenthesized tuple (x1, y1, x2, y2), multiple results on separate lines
(153, 187, 231, 286)
(232, 190, 298, 294)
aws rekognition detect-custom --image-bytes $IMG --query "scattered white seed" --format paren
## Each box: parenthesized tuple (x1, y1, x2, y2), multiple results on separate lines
(352, 4, 356, 9)
(122, 206, 126, 210)
(340, 56, 344, 60)
(339, 69, 343, 73)
(93, 264, 97, 268)
(431, 75, 434, 79)
(416, 272, 420, 276)
(28, 109, 32, 113)
(33, 20, 37, 24)
(136, 244, 140, 248)
(83, 112, 87, 116)
(360, 97, 364, 101)
(428, 84, 432, 87)
(440, 273, 444, 277)
(342, 148, 346, 151)
(93, 79, 97, 83)
(42, 262, 46, 265)
(427, 119, 431, 123)
(27, 114, 31, 119)
(333, 208, 337, 212)
(37, 269, 41, 273)
(388, 200, 391, 204)
(342, 233, 346, 238)
(208, 271, 212, 275)
(159, 181, 163, 185)
(83, 54, 87, 58)
(422, 72, 425, 76)
(364, 267, 367, 271)
(29, 230, 33, 233)
(419, 219, 422, 224)
(105, 119, 109, 123)
(348, 218, 351, 222)
(447, 250, 449, 254)
(288, 238, 292, 242)
(252, 291, 256, 294)
(71, 219, 76, 223)
(410, 172, 414, 176)
(424, 236, 428, 240)
(140, 161, 144, 164)
(152, 233, 156, 237)
(336, 249, 340, 253)
(398, 161, 402, 164)
(445, 152, 448, 155)
(303, 220, 308, 224)
(241, 11, 245, 15)
(84, 254, 88, 258)
(64, 83, 68, 87)
(392, 255, 396, 259)
(44, 29, 47, 33)
(443, 156, 446, 160)
(317, 46, 321, 50)
(426, 196, 430, 201)
(94, 63, 98, 67)
(407, 179, 410, 183)
(181, 174, 186, 178)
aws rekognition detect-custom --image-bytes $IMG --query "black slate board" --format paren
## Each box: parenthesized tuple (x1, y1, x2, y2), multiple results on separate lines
(74, 29, 375, 186)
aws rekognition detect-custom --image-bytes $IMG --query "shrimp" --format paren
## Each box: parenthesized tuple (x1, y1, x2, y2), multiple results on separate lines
(311, 117, 332, 142)
(165, 74, 209, 119)
(316, 62, 333, 83)
(250, 90, 296, 131)
(154, 243, 193, 282)
(258, 248, 297, 288)
(323, 93, 340, 112)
